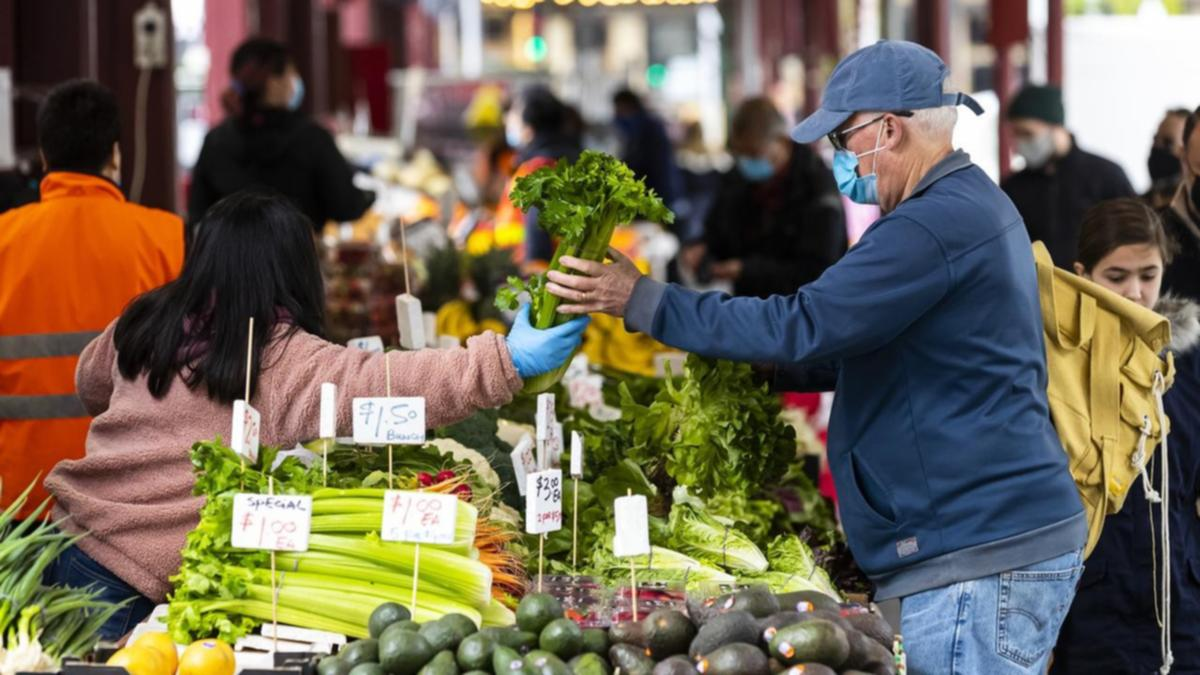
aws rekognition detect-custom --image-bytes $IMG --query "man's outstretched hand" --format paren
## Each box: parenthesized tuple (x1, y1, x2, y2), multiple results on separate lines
(546, 246, 643, 317)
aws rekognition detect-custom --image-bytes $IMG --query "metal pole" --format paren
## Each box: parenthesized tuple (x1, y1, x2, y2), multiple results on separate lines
(1047, 0, 1063, 86)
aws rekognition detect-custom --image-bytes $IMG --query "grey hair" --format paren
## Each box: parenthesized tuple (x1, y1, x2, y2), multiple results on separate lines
(906, 106, 958, 141)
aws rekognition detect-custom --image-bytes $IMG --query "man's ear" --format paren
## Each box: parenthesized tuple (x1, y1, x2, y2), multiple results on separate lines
(884, 113, 906, 150)
(1073, 262, 1087, 277)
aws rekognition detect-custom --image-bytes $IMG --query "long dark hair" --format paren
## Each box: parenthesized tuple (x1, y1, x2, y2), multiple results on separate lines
(1076, 197, 1177, 272)
(115, 191, 325, 403)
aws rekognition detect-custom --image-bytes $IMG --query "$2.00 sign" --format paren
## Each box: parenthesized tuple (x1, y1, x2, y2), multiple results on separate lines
(231, 494, 312, 552)
(525, 469, 563, 535)
(381, 491, 458, 544)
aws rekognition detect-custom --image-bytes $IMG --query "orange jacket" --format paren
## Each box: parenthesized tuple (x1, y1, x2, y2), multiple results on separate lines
(0, 173, 184, 517)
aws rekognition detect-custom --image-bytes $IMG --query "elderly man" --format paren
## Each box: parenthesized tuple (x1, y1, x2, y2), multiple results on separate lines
(547, 41, 1086, 673)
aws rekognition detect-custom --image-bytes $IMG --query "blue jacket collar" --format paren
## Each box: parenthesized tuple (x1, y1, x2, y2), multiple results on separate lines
(907, 149, 974, 201)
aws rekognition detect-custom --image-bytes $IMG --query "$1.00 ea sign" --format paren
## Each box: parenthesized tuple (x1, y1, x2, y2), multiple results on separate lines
(352, 397, 426, 445)
(381, 491, 458, 544)
(525, 469, 563, 535)
(231, 494, 312, 551)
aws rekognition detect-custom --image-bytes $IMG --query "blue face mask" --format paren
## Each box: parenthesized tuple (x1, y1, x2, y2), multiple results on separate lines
(832, 124, 885, 204)
(737, 156, 776, 183)
(287, 76, 305, 111)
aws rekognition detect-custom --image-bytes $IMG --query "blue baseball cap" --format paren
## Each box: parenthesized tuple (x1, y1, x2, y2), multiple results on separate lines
(792, 40, 984, 143)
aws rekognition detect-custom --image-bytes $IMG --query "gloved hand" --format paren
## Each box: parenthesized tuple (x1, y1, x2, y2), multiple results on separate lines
(505, 304, 591, 379)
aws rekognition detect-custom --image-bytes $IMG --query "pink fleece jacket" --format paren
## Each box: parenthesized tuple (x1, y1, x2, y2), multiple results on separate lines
(43, 322, 522, 602)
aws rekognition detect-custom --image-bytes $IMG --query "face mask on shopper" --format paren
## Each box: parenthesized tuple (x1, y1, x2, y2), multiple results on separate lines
(1147, 145, 1180, 183)
(1016, 132, 1056, 170)
(287, 76, 305, 111)
(737, 156, 776, 183)
(832, 122, 885, 205)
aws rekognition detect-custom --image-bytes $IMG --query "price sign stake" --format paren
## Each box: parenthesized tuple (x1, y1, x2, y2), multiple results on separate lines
(526, 469, 563, 593)
(319, 383, 337, 486)
(614, 491, 651, 622)
(570, 431, 584, 572)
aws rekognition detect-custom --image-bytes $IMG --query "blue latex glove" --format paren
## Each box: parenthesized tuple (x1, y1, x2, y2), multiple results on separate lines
(505, 304, 591, 379)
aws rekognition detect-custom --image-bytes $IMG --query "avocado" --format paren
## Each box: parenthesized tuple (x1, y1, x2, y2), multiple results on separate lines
(317, 656, 352, 675)
(370, 603, 413, 639)
(845, 612, 895, 650)
(417, 650, 459, 675)
(349, 665, 386, 675)
(341, 639, 381, 667)
(392, 621, 422, 633)
(843, 629, 896, 672)
(775, 591, 840, 614)
(642, 610, 696, 659)
(687, 611, 760, 660)
(581, 628, 609, 656)
(782, 665, 836, 675)
(493, 646, 528, 674)
(440, 614, 479, 640)
(539, 618, 584, 660)
(695, 642, 769, 675)
(516, 594, 565, 635)
(485, 627, 540, 653)
(651, 655, 697, 675)
(523, 650, 572, 675)
(379, 628, 436, 675)
(607, 644, 654, 675)
(803, 609, 854, 635)
(757, 612, 804, 647)
(729, 587, 780, 618)
(768, 620, 850, 668)
(685, 594, 733, 626)
(568, 653, 612, 675)
(607, 620, 647, 647)
(421, 620, 466, 653)
(462, 672, 489, 675)
(456, 633, 496, 672)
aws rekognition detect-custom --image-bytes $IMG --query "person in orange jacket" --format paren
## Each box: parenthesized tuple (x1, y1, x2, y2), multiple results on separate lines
(0, 80, 184, 517)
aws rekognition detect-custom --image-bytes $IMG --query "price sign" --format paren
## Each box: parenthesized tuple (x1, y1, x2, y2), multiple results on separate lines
(231, 400, 260, 462)
(566, 373, 605, 411)
(525, 469, 563, 535)
(570, 431, 584, 478)
(422, 312, 438, 348)
(511, 434, 535, 496)
(231, 494, 312, 551)
(613, 494, 651, 557)
(654, 352, 687, 378)
(381, 491, 458, 544)
(319, 383, 337, 439)
(347, 336, 385, 353)
(547, 422, 564, 469)
(352, 397, 426, 445)
(536, 393, 557, 442)
(396, 294, 426, 350)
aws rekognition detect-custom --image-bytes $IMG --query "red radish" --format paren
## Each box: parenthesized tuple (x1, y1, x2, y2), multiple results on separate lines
(417, 472, 434, 487)
(436, 470, 457, 482)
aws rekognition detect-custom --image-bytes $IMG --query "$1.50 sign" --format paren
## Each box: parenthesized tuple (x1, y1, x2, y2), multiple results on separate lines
(525, 469, 563, 535)
(381, 491, 458, 544)
(352, 397, 426, 445)
(231, 494, 312, 551)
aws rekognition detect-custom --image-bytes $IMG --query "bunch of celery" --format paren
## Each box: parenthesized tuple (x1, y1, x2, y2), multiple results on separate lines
(496, 150, 674, 393)
(168, 441, 516, 644)
(0, 482, 122, 670)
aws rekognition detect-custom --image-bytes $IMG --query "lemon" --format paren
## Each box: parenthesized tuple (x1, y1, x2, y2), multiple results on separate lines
(107, 646, 168, 675)
(132, 632, 179, 674)
(178, 639, 236, 675)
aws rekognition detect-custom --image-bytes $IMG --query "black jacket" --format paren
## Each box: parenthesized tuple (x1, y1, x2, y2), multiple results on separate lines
(1002, 139, 1135, 268)
(703, 143, 846, 298)
(1162, 196, 1200, 303)
(1051, 297, 1200, 675)
(519, 133, 582, 264)
(188, 110, 372, 236)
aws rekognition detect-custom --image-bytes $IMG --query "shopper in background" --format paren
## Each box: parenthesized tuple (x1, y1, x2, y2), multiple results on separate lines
(0, 80, 183, 519)
(671, 120, 728, 248)
(1162, 105, 1200, 301)
(1051, 198, 1199, 675)
(40, 191, 587, 639)
(1145, 107, 1190, 209)
(188, 37, 371, 239)
(685, 97, 845, 298)
(497, 86, 581, 270)
(1002, 84, 1134, 267)
(612, 89, 681, 211)
(546, 41, 1087, 673)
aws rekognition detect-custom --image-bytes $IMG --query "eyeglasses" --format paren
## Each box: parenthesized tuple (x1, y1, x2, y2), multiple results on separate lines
(827, 111, 913, 152)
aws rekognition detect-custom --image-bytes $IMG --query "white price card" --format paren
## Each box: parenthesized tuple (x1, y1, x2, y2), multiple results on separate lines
(437, 336, 460, 349)
(347, 335, 385, 353)
(422, 312, 438, 348)
(231, 400, 261, 462)
(570, 431, 584, 478)
(381, 490, 458, 544)
(536, 393, 557, 441)
(319, 383, 337, 439)
(547, 422, 564, 469)
(654, 352, 687, 378)
(511, 434, 535, 496)
(525, 469, 563, 535)
(613, 494, 651, 557)
(352, 397, 427, 445)
(231, 494, 312, 551)
(396, 294, 425, 350)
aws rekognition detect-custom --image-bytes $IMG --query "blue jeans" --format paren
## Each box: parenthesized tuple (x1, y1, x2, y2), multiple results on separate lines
(901, 549, 1084, 675)
(42, 545, 156, 641)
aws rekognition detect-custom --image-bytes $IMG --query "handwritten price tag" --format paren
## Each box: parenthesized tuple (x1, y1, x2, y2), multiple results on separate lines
(536, 393, 556, 442)
(231, 400, 260, 462)
(570, 431, 584, 478)
(613, 494, 650, 557)
(511, 434, 535, 496)
(352, 397, 426, 445)
(347, 336, 385, 353)
(231, 494, 312, 551)
(381, 491, 458, 544)
(525, 469, 563, 535)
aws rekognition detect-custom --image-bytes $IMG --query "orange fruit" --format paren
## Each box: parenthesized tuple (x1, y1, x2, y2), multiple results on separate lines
(178, 639, 236, 675)
(107, 646, 168, 675)
(132, 632, 179, 674)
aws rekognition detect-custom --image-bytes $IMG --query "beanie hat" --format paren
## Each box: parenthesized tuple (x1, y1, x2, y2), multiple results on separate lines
(1008, 85, 1065, 125)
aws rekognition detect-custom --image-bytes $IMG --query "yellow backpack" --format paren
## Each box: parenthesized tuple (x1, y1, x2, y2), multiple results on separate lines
(1033, 241, 1175, 558)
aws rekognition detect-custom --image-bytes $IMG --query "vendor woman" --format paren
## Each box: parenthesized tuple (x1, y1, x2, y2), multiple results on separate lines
(41, 191, 588, 638)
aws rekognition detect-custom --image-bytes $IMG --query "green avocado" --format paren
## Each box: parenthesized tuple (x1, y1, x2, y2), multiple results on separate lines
(539, 618, 584, 660)
(651, 655, 697, 675)
(607, 644, 653, 675)
(568, 652, 611, 675)
(317, 656, 352, 675)
(516, 594, 564, 635)
(642, 610, 696, 659)
(727, 587, 780, 619)
(768, 619, 850, 669)
(416, 650, 459, 675)
(695, 642, 769, 675)
(420, 620, 466, 653)
(379, 628, 436, 675)
(523, 649, 572, 675)
(456, 633, 496, 672)
(341, 639, 380, 667)
(580, 628, 609, 656)
(370, 603, 413, 639)
(349, 664, 386, 675)
(687, 611, 760, 660)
